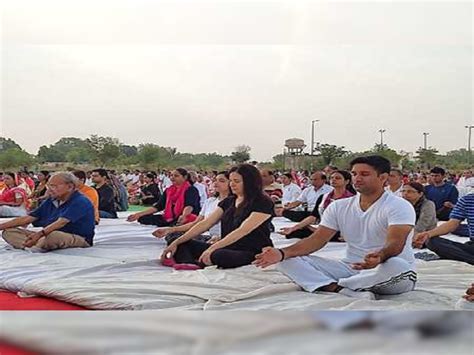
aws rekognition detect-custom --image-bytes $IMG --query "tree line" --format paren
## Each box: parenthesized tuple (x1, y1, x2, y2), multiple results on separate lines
(0, 136, 471, 172)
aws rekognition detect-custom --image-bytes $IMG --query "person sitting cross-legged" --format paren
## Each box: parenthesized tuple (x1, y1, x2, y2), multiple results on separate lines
(127, 168, 201, 227)
(160, 164, 274, 270)
(0, 172, 29, 217)
(280, 172, 333, 222)
(425, 167, 459, 221)
(413, 193, 474, 265)
(279, 170, 355, 241)
(73, 170, 100, 224)
(91, 169, 118, 219)
(152, 171, 231, 245)
(0, 172, 95, 251)
(254, 156, 417, 300)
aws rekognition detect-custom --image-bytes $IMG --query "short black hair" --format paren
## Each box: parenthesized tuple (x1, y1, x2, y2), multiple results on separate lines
(430, 167, 445, 175)
(283, 173, 293, 180)
(92, 168, 109, 178)
(73, 170, 87, 181)
(350, 155, 391, 175)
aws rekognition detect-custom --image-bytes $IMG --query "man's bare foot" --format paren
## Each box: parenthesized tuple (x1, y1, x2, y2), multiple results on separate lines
(463, 284, 474, 302)
(318, 282, 343, 293)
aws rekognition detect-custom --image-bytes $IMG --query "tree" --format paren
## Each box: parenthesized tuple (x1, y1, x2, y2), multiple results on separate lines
(438, 149, 472, 169)
(86, 135, 122, 167)
(371, 144, 403, 166)
(272, 154, 285, 171)
(415, 147, 439, 169)
(0, 149, 34, 170)
(0, 138, 22, 152)
(315, 144, 349, 165)
(230, 145, 251, 163)
(37, 145, 65, 162)
(120, 144, 138, 157)
(65, 148, 93, 165)
(136, 144, 173, 170)
(37, 137, 91, 163)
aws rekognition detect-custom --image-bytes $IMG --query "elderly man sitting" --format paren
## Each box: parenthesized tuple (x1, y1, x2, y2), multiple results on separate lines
(0, 172, 95, 251)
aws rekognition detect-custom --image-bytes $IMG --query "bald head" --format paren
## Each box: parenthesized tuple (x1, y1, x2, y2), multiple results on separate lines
(310, 171, 327, 189)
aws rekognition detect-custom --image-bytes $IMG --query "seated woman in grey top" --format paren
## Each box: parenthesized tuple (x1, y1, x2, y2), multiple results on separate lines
(401, 182, 437, 247)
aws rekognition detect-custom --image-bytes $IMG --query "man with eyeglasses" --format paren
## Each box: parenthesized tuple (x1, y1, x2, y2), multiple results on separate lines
(0, 172, 95, 251)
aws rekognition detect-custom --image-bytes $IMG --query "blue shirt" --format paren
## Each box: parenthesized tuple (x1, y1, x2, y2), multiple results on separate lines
(450, 193, 474, 240)
(29, 191, 96, 245)
(425, 183, 459, 210)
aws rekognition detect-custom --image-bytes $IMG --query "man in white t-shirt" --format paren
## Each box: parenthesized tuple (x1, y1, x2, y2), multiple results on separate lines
(281, 172, 333, 221)
(255, 155, 417, 300)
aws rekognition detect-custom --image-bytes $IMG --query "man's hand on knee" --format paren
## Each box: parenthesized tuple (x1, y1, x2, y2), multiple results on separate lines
(23, 231, 44, 248)
(352, 251, 383, 270)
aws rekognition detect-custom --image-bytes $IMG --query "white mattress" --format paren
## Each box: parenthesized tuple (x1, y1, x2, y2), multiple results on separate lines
(0, 214, 472, 310)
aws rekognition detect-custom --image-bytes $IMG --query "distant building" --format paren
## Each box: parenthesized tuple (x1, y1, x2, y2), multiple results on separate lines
(284, 138, 314, 170)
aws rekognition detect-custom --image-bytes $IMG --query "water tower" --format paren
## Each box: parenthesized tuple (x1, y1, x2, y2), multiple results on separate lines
(285, 138, 306, 156)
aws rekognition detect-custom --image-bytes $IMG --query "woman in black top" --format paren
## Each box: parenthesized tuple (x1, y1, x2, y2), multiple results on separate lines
(140, 173, 161, 206)
(30, 170, 50, 209)
(160, 164, 274, 269)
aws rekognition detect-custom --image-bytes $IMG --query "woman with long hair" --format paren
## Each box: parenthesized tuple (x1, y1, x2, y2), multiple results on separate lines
(279, 170, 356, 240)
(139, 172, 161, 206)
(30, 170, 50, 208)
(160, 164, 274, 270)
(127, 168, 201, 227)
(0, 172, 29, 217)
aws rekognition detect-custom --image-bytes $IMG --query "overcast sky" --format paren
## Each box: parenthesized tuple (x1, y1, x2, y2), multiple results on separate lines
(1, 0, 472, 161)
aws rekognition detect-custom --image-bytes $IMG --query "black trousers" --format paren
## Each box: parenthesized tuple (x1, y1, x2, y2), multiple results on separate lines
(138, 214, 172, 227)
(436, 207, 453, 222)
(286, 228, 343, 242)
(172, 239, 257, 269)
(426, 237, 474, 265)
(165, 232, 210, 244)
(282, 210, 311, 222)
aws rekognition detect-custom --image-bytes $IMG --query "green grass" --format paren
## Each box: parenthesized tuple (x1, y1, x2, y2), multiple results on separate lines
(127, 205, 148, 212)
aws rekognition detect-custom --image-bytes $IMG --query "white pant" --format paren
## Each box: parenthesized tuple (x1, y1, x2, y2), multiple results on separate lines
(277, 255, 416, 295)
(0, 205, 27, 217)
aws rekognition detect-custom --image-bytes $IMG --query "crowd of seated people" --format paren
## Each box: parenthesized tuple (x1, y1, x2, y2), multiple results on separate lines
(0, 159, 472, 302)
(127, 168, 201, 227)
(160, 164, 274, 270)
(279, 170, 355, 241)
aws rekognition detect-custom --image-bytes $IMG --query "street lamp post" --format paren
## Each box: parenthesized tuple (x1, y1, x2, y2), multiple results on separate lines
(311, 120, 320, 155)
(378, 129, 386, 146)
(466, 125, 474, 164)
(423, 132, 429, 150)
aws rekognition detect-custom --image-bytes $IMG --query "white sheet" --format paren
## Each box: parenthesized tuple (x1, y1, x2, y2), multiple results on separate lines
(0, 312, 472, 355)
(0, 214, 472, 310)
